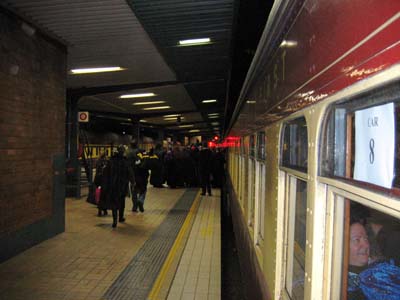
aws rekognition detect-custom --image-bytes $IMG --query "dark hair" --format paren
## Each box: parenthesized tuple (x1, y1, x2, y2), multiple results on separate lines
(350, 202, 370, 225)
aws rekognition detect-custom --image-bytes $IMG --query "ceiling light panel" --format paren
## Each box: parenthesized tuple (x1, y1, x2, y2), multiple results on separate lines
(163, 114, 181, 118)
(70, 66, 124, 74)
(179, 38, 211, 46)
(142, 106, 171, 110)
(133, 101, 166, 105)
(120, 93, 156, 99)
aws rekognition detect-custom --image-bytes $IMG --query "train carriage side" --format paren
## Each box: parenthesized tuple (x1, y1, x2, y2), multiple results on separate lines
(225, 0, 400, 299)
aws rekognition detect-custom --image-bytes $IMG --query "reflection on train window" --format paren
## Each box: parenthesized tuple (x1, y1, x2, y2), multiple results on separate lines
(282, 117, 308, 172)
(286, 177, 307, 300)
(345, 202, 400, 300)
(320, 83, 400, 192)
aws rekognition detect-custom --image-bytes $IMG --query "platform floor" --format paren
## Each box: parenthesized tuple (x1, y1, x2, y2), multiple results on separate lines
(0, 186, 221, 300)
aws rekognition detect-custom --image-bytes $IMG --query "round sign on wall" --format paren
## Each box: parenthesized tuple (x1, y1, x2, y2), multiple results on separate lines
(78, 111, 89, 122)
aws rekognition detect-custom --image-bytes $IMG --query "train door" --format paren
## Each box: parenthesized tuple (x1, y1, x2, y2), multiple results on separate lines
(280, 117, 308, 300)
(319, 82, 400, 299)
(248, 135, 256, 228)
(238, 137, 246, 209)
(254, 131, 266, 249)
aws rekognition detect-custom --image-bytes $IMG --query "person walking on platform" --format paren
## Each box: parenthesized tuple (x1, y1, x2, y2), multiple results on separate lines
(149, 144, 165, 188)
(94, 151, 108, 217)
(99, 145, 134, 228)
(132, 150, 150, 212)
(199, 142, 213, 196)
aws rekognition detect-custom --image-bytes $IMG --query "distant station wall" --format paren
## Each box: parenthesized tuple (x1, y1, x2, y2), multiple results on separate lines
(0, 8, 67, 262)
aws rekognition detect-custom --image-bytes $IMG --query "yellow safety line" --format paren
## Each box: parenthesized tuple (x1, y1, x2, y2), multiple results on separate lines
(148, 190, 202, 300)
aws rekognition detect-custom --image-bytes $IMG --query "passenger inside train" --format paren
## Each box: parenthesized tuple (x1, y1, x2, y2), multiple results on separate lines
(347, 203, 400, 300)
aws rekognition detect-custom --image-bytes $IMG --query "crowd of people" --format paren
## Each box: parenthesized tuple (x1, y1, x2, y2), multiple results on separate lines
(89, 141, 226, 228)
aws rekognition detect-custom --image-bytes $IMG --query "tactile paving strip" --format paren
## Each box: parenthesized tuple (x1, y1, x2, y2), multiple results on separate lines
(103, 188, 198, 300)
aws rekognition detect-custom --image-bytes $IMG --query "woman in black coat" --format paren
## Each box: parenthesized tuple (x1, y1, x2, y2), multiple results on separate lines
(99, 146, 134, 227)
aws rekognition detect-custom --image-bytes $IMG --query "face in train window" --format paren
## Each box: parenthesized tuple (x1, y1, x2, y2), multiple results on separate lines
(281, 117, 308, 172)
(320, 83, 400, 193)
(345, 202, 400, 300)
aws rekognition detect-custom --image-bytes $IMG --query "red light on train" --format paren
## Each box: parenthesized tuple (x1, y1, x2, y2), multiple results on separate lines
(220, 136, 241, 148)
(208, 141, 216, 148)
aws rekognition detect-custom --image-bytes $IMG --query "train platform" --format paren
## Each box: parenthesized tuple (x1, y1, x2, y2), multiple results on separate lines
(0, 187, 221, 300)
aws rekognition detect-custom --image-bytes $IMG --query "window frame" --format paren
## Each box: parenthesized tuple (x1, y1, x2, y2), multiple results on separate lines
(319, 81, 400, 197)
(280, 115, 309, 300)
(321, 183, 400, 299)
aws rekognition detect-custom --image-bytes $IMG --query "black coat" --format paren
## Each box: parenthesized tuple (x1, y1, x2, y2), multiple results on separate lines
(133, 152, 150, 193)
(99, 153, 134, 210)
(199, 147, 213, 175)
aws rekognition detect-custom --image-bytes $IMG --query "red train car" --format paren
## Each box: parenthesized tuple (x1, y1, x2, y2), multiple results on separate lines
(225, 1, 400, 299)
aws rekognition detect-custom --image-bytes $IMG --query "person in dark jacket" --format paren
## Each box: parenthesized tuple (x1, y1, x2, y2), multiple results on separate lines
(99, 145, 134, 228)
(94, 152, 108, 217)
(149, 145, 164, 188)
(199, 142, 213, 196)
(132, 150, 149, 212)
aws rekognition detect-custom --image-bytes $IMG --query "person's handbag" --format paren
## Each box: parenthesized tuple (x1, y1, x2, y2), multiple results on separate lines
(95, 187, 101, 204)
(86, 183, 97, 205)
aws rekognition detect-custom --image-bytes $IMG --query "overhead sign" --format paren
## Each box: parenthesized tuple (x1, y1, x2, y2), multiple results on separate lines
(354, 103, 394, 188)
(78, 111, 89, 123)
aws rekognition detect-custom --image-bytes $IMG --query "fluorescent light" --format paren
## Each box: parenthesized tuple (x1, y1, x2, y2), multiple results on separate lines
(202, 99, 217, 103)
(163, 114, 181, 118)
(211, 122, 219, 126)
(208, 113, 219, 116)
(164, 117, 184, 121)
(133, 101, 166, 106)
(189, 129, 200, 133)
(280, 40, 298, 48)
(70, 66, 124, 74)
(139, 119, 147, 123)
(246, 100, 256, 104)
(179, 124, 194, 128)
(120, 93, 156, 99)
(179, 38, 210, 46)
(208, 116, 219, 119)
(142, 106, 171, 110)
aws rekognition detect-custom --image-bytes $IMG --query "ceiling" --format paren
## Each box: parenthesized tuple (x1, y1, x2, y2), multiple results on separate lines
(2, 0, 272, 139)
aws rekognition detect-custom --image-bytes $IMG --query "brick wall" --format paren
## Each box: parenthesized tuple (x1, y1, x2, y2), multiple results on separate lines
(0, 9, 67, 238)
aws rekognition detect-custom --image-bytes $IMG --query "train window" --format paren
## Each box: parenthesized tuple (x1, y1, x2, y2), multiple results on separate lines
(281, 117, 308, 172)
(320, 83, 400, 194)
(250, 135, 256, 157)
(239, 155, 246, 207)
(285, 177, 307, 300)
(248, 157, 256, 228)
(239, 137, 245, 156)
(337, 201, 400, 300)
(255, 160, 266, 245)
(257, 131, 266, 160)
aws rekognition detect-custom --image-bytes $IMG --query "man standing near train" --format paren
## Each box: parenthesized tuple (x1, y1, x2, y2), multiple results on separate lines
(199, 141, 213, 196)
